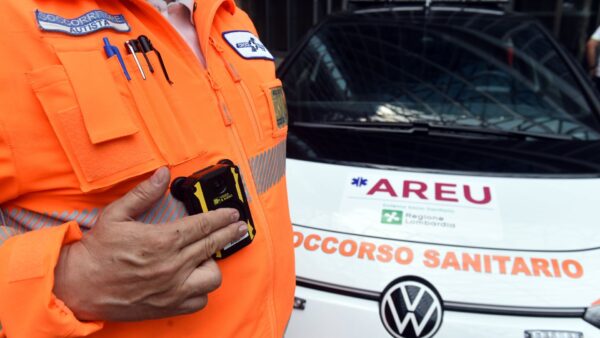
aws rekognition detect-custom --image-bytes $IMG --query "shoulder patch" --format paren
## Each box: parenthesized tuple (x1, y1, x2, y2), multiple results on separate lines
(35, 9, 131, 36)
(222, 31, 274, 61)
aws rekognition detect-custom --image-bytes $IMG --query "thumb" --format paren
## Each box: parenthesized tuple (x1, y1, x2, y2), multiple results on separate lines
(103, 167, 171, 222)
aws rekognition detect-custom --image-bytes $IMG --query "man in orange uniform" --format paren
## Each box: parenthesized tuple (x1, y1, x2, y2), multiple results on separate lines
(0, 0, 295, 337)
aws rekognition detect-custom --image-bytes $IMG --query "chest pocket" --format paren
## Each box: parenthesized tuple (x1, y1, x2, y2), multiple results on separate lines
(27, 48, 165, 192)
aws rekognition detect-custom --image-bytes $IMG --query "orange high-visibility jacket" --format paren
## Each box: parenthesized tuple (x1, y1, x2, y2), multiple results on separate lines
(0, 0, 295, 337)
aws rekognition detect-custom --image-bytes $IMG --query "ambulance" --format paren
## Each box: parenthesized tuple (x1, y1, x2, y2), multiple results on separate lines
(280, 1, 600, 337)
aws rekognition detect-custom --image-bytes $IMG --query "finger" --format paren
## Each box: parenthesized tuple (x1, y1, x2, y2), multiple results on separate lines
(181, 259, 222, 297)
(173, 208, 241, 249)
(173, 260, 221, 316)
(180, 221, 248, 264)
(175, 295, 209, 316)
(104, 167, 171, 222)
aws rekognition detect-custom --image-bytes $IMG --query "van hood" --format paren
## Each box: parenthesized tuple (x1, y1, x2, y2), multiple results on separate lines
(287, 159, 600, 307)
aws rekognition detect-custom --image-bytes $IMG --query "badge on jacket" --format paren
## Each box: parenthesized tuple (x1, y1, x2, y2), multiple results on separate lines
(271, 87, 288, 129)
(35, 9, 131, 36)
(222, 31, 274, 61)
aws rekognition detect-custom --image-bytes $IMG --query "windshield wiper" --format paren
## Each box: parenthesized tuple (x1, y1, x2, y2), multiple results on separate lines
(293, 121, 576, 141)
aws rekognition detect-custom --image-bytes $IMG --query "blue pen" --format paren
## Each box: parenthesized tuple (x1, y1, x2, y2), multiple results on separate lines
(103, 37, 131, 81)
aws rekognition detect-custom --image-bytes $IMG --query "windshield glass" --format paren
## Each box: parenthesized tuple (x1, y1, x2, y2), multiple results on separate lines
(282, 12, 600, 140)
(281, 10, 600, 175)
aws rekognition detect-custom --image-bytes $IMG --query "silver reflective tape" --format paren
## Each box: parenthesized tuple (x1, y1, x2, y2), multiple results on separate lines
(153, 196, 171, 223)
(175, 204, 187, 218)
(67, 210, 78, 221)
(239, 172, 253, 203)
(250, 140, 287, 194)
(9, 209, 21, 229)
(29, 213, 43, 230)
(154, 196, 171, 222)
(0, 226, 20, 244)
(0, 194, 188, 243)
(0, 208, 105, 238)
(157, 195, 187, 223)
(59, 211, 69, 221)
(158, 197, 176, 224)
(67, 210, 79, 222)
(265, 147, 276, 190)
(75, 210, 89, 225)
(79, 209, 100, 229)
(0, 227, 10, 243)
(256, 151, 267, 190)
(276, 142, 286, 189)
(138, 194, 187, 224)
(269, 147, 280, 190)
(4, 209, 55, 233)
(19, 211, 35, 229)
(140, 195, 162, 223)
(262, 147, 274, 191)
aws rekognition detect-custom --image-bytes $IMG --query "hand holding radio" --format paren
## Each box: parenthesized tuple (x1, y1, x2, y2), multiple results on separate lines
(53, 167, 248, 322)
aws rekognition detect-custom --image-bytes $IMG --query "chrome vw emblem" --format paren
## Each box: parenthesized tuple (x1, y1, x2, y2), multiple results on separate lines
(379, 277, 443, 338)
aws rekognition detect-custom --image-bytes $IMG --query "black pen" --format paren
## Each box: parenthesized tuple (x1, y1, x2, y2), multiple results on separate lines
(134, 38, 155, 73)
(138, 35, 173, 85)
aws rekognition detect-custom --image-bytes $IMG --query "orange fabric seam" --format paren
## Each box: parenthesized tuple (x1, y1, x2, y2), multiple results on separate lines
(0, 121, 19, 198)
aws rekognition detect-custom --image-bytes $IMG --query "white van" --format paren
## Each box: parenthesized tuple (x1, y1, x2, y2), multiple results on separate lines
(280, 3, 600, 338)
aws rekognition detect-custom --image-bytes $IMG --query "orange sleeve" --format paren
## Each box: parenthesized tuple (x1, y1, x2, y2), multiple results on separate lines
(0, 222, 104, 338)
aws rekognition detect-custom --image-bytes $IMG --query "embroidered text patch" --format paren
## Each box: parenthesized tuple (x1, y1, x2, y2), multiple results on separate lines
(222, 31, 274, 61)
(35, 9, 131, 36)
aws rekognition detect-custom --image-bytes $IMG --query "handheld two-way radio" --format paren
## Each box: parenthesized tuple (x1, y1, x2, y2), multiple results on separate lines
(170, 160, 255, 259)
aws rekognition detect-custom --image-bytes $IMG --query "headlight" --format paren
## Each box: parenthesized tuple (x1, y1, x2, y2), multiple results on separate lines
(584, 300, 600, 329)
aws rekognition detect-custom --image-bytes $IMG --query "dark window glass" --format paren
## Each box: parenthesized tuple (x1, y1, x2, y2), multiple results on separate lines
(281, 11, 600, 175)
(283, 14, 600, 139)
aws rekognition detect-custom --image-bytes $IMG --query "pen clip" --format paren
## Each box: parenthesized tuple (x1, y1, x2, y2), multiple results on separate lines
(138, 35, 173, 85)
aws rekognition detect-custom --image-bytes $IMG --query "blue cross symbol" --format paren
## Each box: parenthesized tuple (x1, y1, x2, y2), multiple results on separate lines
(351, 177, 368, 187)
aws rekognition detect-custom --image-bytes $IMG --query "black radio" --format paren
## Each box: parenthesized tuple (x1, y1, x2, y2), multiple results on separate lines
(170, 159, 255, 259)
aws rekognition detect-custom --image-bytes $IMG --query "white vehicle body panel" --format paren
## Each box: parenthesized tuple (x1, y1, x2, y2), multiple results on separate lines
(286, 287, 599, 338)
(286, 159, 600, 336)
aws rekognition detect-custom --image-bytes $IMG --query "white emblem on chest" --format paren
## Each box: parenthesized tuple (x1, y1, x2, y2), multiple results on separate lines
(222, 31, 274, 61)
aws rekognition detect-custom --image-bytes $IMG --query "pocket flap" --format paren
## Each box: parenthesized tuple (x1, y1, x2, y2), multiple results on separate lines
(26, 58, 164, 192)
(27, 65, 79, 117)
(57, 50, 138, 144)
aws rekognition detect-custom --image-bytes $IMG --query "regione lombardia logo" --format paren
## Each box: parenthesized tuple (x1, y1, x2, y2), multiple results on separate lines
(380, 277, 444, 338)
(381, 209, 403, 225)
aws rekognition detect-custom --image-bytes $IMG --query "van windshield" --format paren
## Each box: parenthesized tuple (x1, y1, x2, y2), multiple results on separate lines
(281, 12, 600, 175)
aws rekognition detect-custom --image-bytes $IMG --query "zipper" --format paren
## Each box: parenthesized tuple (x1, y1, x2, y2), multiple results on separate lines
(128, 1, 278, 334)
(209, 36, 264, 141)
(208, 74, 279, 338)
(197, 3, 279, 335)
(205, 70, 233, 125)
(224, 117, 278, 338)
(239, 80, 263, 140)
